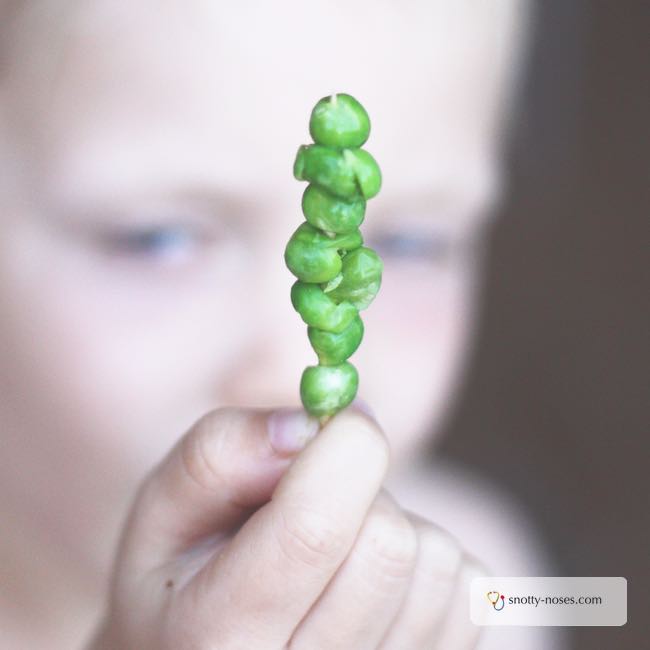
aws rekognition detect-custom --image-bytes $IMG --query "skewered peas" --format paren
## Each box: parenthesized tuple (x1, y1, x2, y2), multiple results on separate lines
(301, 184, 366, 234)
(286, 93, 383, 420)
(309, 93, 370, 148)
(307, 315, 364, 366)
(294, 145, 382, 200)
(300, 363, 359, 419)
(284, 223, 363, 283)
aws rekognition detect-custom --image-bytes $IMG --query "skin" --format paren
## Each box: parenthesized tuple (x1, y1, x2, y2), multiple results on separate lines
(0, 1, 566, 648)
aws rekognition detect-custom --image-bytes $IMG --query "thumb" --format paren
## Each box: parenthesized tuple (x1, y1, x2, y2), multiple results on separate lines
(112, 406, 319, 582)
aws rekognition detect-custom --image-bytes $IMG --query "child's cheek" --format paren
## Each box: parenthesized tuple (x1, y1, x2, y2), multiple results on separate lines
(353, 262, 475, 460)
(371, 261, 471, 335)
(0, 218, 251, 466)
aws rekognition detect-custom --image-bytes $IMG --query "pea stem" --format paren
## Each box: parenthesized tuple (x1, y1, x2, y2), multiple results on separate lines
(318, 414, 331, 428)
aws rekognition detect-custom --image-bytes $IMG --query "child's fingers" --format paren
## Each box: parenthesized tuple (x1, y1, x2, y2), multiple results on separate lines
(113, 406, 318, 581)
(287, 490, 418, 649)
(182, 408, 390, 647)
(378, 514, 465, 649)
(432, 556, 486, 649)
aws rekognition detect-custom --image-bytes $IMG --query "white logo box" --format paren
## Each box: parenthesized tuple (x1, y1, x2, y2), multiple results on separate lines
(470, 577, 627, 626)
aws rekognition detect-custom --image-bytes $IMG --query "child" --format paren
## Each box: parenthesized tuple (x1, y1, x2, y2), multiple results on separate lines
(0, 1, 566, 647)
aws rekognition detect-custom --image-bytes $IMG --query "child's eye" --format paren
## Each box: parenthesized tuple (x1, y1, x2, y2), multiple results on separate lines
(367, 229, 454, 263)
(98, 225, 203, 262)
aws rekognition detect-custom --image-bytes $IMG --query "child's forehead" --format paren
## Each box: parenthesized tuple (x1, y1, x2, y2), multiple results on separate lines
(5, 0, 523, 208)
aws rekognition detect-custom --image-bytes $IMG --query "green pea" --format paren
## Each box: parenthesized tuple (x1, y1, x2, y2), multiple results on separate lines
(294, 144, 381, 200)
(294, 144, 357, 199)
(284, 222, 363, 283)
(308, 314, 364, 365)
(300, 362, 359, 417)
(343, 149, 382, 200)
(323, 246, 383, 310)
(309, 93, 370, 148)
(302, 184, 366, 234)
(290, 280, 358, 333)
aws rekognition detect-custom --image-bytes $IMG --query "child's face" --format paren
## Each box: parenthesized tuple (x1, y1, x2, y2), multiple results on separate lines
(0, 2, 519, 511)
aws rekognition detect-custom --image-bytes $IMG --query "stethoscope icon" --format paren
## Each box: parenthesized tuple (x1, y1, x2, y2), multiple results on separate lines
(486, 591, 505, 611)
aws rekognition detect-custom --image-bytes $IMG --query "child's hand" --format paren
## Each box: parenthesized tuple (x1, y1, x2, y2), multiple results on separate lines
(87, 406, 484, 649)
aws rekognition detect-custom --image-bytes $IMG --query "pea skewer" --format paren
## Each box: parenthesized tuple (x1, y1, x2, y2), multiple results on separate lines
(285, 93, 383, 424)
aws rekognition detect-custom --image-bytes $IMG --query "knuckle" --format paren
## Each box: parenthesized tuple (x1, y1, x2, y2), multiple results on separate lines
(276, 506, 347, 571)
(416, 524, 464, 581)
(129, 410, 235, 518)
(178, 409, 239, 492)
(462, 553, 491, 581)
(363, 507, 418, 579)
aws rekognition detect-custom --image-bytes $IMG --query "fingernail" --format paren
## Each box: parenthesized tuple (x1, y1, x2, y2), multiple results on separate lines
(267, 408, 320, 455)
(351, 397, 376, 419)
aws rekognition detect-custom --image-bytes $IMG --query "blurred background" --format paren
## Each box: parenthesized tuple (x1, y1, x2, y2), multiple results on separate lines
(438, 2, 648, 649)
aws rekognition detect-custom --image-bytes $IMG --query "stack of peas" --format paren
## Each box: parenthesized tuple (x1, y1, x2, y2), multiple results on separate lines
(285, 93, 383, 424)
